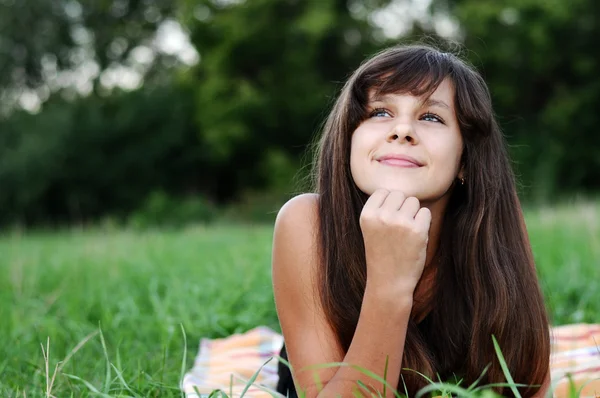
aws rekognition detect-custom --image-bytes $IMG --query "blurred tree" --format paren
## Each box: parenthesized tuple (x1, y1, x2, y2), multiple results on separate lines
(178, 0, 394, 200)
(430, 0, 600, 199)
(0, 83, 206, 225)
(0, 0, 181, 111)
(180, 0, 600, 202)
(1, 0, 599, 225)
(0, 0, 207, 225)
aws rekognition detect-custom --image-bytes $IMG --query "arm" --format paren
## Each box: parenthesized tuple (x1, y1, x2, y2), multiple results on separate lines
(272, 193, 426, 398)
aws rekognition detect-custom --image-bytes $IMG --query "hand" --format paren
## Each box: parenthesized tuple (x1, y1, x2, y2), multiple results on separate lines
(359, 189, 432, 295)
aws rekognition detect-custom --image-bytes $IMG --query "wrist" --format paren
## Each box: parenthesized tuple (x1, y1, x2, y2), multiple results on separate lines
(364, 282, 414, 311)
(365, 274, 419, 296)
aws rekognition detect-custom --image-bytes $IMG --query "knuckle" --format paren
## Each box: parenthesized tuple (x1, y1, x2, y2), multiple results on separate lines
(392, 216, 409, 229)
(392, 191, 406, 200)
(360, 212, 374, 224)
(406, 196, 420, 206)
(378, 212, 393, 224)
(409, 223, 421, 234)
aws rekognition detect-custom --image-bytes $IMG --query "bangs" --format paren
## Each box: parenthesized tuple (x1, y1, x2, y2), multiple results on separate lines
(353, 48, 455, 106)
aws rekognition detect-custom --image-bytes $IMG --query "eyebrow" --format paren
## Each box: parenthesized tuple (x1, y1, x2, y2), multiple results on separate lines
(369, 93, 395, 103)
(421, 98, 451, 110)
(368, 94, 451, 110)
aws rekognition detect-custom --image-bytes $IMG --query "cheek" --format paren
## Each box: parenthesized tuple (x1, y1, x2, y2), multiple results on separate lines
(350, 130, 368, 164)
(349, 136, 363, 180)
(349, 135, 358, 165)
(349, 130, 374, 187)
(431, 138, 463, 176)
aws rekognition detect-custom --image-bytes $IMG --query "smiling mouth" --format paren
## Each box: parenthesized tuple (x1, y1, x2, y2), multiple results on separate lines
(377, 159, 422, 168)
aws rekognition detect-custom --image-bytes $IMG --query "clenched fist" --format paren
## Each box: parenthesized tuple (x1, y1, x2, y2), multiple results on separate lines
(359, 189, 432, 295)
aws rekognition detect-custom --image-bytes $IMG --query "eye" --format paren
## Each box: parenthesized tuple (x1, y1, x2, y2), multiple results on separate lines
(369, 108, 392, 118)
(421, 112, 445, 124)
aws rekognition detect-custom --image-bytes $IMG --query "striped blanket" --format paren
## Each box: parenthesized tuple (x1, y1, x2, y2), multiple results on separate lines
(182, 324, 600, 397)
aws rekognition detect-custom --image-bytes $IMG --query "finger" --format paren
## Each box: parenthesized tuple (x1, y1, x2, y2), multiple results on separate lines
(397, 196, 421, 219)
(364, 188, 390, 210)
(380, 190, 406, 212)
(414, 207, 432, 231)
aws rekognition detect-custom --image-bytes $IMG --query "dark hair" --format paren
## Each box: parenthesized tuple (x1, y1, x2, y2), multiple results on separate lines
(312, 44, 550, 396)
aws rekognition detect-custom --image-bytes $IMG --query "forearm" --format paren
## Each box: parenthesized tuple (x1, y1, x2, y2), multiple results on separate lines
(312, 284, 413, 398)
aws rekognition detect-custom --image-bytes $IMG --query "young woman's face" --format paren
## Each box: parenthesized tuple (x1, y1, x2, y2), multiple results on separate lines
(350, 79, 464, 205)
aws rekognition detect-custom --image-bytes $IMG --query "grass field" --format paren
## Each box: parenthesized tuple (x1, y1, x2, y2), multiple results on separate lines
(0, 201, 598, 397)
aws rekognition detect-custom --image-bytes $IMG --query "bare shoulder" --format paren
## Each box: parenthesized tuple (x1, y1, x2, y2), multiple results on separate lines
(272, 193, 320, 279)
(274, 193, 319, 234)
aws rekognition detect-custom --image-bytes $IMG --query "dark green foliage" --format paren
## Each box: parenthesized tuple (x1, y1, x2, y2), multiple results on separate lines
(1, 0, 599, 224)
(0, 84, 207, 225)
(178, 0, 392, 198)
(431, 0, 600, 199)
(128, 190, 218, 228)
(180, 0, 600, 204)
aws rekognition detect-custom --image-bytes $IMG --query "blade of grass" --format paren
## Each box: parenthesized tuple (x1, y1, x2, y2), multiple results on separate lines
(312, 369, 323, 393)
(40, 337, 60, 398)
(397, 374, 408, 398)
(577, 376, 600, 398)
(110, 363, 137, 396)
(239, 357, 273, 397)
(236, 377, 283, 398)
(356, 380, 374, 396)
(40, 337, 50, 398)
(567, 374, 578, 398)
(401, 368, 435, 384)
(415, 382, 476, 398)
(192, 386, 202, 397)
(180, 324, 188, 398)
(472, 382, 530, 392)
(62, 373, 115, 398)
(98, 326, 112, 394)
(491, 335, 521, 398)
(275, 355, 291, 370)
(467, 363, 491, 391)
(352, 386, 364, 398)
(382, 355, 389, 398)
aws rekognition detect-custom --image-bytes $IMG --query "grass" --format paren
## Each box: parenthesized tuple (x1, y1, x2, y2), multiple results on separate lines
(524, 200, 600, 325)
(0, 200, 598, 396)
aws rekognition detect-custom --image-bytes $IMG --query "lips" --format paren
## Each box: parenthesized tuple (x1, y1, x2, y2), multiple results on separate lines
(376, 154, 424, 167)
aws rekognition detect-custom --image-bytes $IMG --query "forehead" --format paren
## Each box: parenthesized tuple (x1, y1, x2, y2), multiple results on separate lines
(368, 79, 456, 106)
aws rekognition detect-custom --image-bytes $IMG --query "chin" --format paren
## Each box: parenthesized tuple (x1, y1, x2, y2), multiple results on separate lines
(380, 176, 421, 194)
(359, 181, 422, 198)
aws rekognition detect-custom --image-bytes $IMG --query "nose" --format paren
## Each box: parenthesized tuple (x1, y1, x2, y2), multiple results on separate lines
(387, 121, 419, 145)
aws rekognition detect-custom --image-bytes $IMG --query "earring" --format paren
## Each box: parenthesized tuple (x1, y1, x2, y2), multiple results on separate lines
(460, 177, 465, 185)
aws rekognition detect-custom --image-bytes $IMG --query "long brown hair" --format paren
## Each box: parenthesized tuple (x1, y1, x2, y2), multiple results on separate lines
(312, 44, 550, 396)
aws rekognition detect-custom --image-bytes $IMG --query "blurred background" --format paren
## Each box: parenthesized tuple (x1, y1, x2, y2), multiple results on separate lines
(1, 3, 598, 395)
(1, 0, 598, 228)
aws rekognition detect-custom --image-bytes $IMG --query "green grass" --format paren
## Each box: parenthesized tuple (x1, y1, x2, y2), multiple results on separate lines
(0, 200, 598, 396)
(0, 225, 278, 396)
(525, 200, 600, 324)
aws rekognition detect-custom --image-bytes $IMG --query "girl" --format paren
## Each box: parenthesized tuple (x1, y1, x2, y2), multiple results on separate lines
(271, 44, 550, 397)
